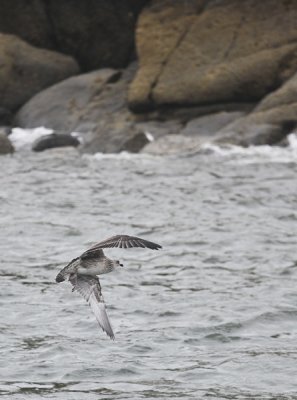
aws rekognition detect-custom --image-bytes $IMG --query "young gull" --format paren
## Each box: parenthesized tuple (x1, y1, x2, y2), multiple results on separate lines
(56, 235, 162, 339)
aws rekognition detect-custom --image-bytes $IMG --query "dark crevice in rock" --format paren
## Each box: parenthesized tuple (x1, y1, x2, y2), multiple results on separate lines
(223, 14, 246, 60)
(106, 71, 123, 84)
(40, 0, 59, 51)
(280, 119, 297, 136)
(147, 6, 202, 108)
(0, 107, 12, 125)
(136, 101, 255, 124)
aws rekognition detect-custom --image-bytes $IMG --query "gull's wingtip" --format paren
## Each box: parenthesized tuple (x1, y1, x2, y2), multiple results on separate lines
(149, 242, 162, 250)
(102, 325, 115, 340)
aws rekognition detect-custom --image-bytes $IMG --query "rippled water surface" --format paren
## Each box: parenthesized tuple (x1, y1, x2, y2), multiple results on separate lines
(1, 140, 297, 399)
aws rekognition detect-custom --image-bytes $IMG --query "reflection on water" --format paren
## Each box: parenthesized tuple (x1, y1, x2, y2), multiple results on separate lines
(1, 143, 297, 399)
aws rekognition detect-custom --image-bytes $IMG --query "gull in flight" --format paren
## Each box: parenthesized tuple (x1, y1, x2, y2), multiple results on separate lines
(56, 235, 162, 339)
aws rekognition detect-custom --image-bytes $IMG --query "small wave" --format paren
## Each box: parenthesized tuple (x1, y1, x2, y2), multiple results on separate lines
(87, 151, 161, 161)
(201, 133, 297, 164)
(10, 127, 54, 150)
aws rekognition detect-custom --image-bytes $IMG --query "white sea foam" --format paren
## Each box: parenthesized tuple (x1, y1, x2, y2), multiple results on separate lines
(87, 151, 161, 166)
(8, 126, 297, 164)
(144, 131, 155, 142)
(201, 133, 297, 164)
(9, 127, 54, 150)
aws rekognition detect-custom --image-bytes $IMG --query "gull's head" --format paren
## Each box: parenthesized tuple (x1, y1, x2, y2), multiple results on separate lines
(56, 272, 66, 283)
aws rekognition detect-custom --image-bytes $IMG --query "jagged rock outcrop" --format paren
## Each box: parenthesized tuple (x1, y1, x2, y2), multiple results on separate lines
(0, 33, 79, 111)
(0, 0, 148, 71)
(129, 0, 297, 112)
(215, 71, 297, 146)
(5, 0, 297, 153)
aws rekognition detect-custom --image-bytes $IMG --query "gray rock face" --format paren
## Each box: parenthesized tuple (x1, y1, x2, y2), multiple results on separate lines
(15, 66, 146, 153)
(121, 132, 150, 153)
(180, 111, 246, 137)
(0, 131, 14, 155)
(216, 72, 297, 146)
(15, 69, 119, 132)
(32, 133, 80, 152)
(0, 33, 79, 111)
(0, 0, 148, 71)
(142, 134, 205, 156)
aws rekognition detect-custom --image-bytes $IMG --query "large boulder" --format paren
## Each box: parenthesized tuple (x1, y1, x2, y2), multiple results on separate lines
(216, 72, 297, 145)
(129, 0, 297, 112)
(0, 0, 148, 71)
(15, 63, 190, 153)
(14, 65, 147, 153)
(14, 69, 120, 132)
(0, 34, 79, 111)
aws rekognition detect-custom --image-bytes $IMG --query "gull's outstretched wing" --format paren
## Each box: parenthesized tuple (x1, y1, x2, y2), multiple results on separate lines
(70, 274, 114, 340)
(83, 235, 162, 255)
(80, 248, 105, 261)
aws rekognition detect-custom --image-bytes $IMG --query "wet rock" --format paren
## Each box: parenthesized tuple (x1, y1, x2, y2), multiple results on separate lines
(0, 131, 14, 154)
(0, 33, 79, 111)
(121, 132, 150, 153)
(0, 0, 148, 71)
(180, 111, 246, 138)
(216, 123, 286, 146)
(135, 119, 183, 140)
(32, 133, 80, 152)
(216, 72, 297, 146)
(129, 0, 297, 111)
(142, 134, 205, 156)
(0, 126, 11, 136)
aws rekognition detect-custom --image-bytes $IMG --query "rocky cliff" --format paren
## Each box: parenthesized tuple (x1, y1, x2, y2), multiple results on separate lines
(1, 0, 297, 154)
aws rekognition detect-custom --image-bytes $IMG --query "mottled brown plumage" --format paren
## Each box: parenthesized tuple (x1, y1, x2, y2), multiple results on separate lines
(56, 235, 162, 339)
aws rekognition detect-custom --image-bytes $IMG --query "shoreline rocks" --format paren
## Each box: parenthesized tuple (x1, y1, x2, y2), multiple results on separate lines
(32, 133, 80, 152)
(0, 0, 148, 71)
(0, 33, 79, 112)
(1, 0, 297, 154)
(129, 0, 297, 112)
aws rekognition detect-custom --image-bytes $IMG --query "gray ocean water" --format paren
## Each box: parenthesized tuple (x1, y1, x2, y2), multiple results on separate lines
(1, 139, 297, 399)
